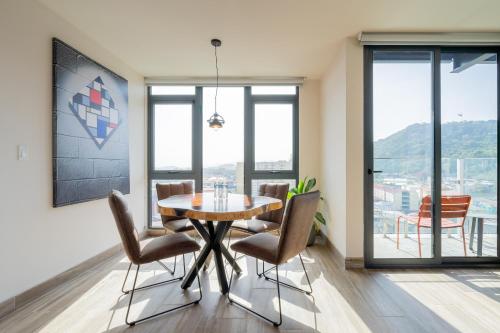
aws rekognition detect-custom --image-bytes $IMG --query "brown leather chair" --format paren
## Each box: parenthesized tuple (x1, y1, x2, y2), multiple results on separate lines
(156, 182, 207, 272)
(156, 182, 197, 233)
(227, 191, 320, 327)
(109, 190, 202, 326)
(226, 183, 289, 255)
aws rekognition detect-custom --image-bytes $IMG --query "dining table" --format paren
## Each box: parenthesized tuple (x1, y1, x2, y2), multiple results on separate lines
(157, 192, 283, 294)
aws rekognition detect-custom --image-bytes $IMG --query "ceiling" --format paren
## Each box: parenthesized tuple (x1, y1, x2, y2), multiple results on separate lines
(39, 0, 500, 79)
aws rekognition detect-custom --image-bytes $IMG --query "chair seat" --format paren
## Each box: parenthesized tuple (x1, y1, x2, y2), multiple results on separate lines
(231, 232, 279, 265)
(400, 215, 463, 228)
(163, 218, 204, 233)
(230, 219, 281, 234)
(139, 233, 200, 264)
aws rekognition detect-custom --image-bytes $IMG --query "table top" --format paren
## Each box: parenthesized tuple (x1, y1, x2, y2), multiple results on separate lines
(157, 192, 283, 221)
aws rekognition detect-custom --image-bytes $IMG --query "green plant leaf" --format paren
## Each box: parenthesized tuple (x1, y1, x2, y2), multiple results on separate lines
(304, 178, 316, 192)
(297, 179, 305, 193)
(314, 212, 326, 225)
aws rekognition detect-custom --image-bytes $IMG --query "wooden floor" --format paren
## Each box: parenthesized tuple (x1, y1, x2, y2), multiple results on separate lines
(2, 240, 500, 333)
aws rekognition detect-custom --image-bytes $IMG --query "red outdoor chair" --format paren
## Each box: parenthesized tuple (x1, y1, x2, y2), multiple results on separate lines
(396, 195, 471, 257)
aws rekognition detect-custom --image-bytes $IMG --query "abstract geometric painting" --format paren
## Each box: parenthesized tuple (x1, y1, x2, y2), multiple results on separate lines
(69, 76, 121, 148)
(52, 38, 130, 207)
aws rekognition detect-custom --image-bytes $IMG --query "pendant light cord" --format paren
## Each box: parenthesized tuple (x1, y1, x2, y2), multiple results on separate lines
(214, 45, 219, 115)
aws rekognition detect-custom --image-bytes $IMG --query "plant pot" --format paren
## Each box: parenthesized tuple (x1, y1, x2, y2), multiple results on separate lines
(307, 226, 317, 247)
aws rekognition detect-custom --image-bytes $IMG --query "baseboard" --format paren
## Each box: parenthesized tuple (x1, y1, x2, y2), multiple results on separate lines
(345, 257, 365, 269)
(0, 231, 147, 320)
(0, 297, 15, 319)
(320, 231, 364, 269)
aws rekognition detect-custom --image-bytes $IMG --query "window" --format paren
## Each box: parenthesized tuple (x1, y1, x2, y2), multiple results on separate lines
(147, 86, 298, 228)
(153, 104, 192, 171)
(202, 87, 244, 193)
(251, 86, 296, 95)
(151, 86, 195, 95)
(254, 104, 294, 170)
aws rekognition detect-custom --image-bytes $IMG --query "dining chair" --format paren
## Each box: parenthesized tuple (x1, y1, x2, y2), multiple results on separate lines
(226, 183, 289, 271)
(156, 182, 205, 273)
(396, 194, 471, 257)
(227, 190, 320, 327)
(109, 190, 202, 326)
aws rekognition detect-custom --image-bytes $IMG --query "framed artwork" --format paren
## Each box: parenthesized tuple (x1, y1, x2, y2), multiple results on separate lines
(52, 38, 130, 207)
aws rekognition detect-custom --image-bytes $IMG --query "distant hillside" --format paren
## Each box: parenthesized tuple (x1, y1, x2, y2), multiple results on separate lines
(375, 120, 497, 159)
(374, 120, 497, 180)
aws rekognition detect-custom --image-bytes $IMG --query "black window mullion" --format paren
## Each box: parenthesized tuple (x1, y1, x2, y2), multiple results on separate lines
(244, 86, 253, 195)
(432, 47, 442, 261)
(193, 87, 203, 192)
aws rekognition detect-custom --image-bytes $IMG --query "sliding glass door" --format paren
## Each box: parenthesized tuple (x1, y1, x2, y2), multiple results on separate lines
(440, 51, 498, 258)
(365, 46, 500, 266)
(369, 50, 435, 260)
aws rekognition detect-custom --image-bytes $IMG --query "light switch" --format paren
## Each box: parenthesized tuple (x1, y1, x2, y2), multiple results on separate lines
(18, 145, 28, 160)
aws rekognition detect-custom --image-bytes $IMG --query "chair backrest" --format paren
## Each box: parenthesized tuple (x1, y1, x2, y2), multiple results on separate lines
(277, 191, 320, 264)
(156, 182, 193, 223)
(108, 190, 141, 264)
(418, 195, 471, 225)
(256, 183, 289, 224)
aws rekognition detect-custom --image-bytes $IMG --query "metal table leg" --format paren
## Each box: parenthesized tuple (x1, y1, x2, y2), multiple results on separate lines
(477, 217, 484, 256)
(181, 219, 241, 294)
(469, 217, 476, 251)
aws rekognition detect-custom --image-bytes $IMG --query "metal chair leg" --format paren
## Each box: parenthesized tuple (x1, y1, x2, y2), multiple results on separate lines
(226, 229, 232, 249)
(121, 262, 132, 294)
(122, 256, 186, 295)
(262, 253, 313, 295)
(156, 257, 176, 275)
(257, 258, 272, 277)
(125, 252, 202, 326)
(228, 251, 282, 327)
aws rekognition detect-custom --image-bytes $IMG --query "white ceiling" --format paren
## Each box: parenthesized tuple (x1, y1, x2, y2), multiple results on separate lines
(39, 0, 500, 79)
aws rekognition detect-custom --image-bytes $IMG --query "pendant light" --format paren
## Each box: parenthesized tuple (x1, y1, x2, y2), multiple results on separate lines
(207, 38, 225, 129)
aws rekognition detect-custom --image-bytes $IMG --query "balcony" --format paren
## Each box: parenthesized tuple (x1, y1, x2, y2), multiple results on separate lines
(373, 157, 497, 258)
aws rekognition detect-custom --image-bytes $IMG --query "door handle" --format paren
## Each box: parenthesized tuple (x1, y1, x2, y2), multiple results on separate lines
(368, 169, 382, 175)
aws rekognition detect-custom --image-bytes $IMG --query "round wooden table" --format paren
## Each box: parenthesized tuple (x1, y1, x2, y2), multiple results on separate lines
(158, 192, 283, 294)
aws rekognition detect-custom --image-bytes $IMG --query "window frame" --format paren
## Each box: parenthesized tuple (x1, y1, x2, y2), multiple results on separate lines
(147, 85, 299, 228)
(363, 45, 500, 268)
(244, 86, 299, 195)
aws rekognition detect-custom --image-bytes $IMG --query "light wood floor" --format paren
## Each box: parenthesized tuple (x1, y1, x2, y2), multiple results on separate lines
(2, 240, 500, 333)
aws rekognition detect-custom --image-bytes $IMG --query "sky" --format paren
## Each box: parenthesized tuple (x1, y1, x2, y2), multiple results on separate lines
(154, 87, 294, 169)
(154, 54, 497, 169)
(373, 54, 497, 141)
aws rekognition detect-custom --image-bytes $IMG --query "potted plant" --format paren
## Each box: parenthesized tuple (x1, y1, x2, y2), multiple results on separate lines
(288, 177, 326, 246)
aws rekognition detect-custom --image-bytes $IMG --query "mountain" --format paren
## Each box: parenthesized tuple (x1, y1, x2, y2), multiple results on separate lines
(374, 120, 497, 159)
(374, 120, 497, 180)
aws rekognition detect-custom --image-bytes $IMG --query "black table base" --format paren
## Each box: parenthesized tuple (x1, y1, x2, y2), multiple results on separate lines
(181, 219, 242, 294)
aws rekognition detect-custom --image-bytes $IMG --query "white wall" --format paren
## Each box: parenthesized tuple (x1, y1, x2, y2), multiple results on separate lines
(0, 0, 146, 303)
(299, 80, 321, 180)
(320, 43, 348, 257)
(320, 37, 364, 259)
(345, 38, 364, 258)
